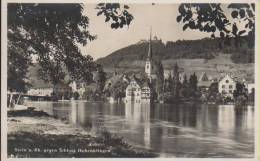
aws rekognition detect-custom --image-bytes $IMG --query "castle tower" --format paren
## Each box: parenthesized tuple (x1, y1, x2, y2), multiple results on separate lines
(145, 29, 156, 80)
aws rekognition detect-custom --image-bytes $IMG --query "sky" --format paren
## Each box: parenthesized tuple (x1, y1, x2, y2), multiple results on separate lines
(81, 3, 237, 60)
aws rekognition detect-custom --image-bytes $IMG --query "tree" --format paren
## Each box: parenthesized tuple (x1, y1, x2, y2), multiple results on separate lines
(110, 79, 128, 101)
(96, 3, 134, 29)
(172, 63, 181, 98)
(248, 88, 254, 103)
(154, 60, 164, 98)
(188, 72, 200, 98)
(233, 82, 247, 99)
(8, 3, 133, 92)
(95, 64, 107, 94)
(180, 74, 190, 98)
(177, 3, 255, 48)
(73, 92, 80, 100)
(7, 40, 32, 92)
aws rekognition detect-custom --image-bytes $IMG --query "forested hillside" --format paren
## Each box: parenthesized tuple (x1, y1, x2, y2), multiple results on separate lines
(96, 37, 254, 69)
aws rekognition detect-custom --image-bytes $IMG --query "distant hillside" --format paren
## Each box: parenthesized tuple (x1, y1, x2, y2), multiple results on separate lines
(96, 37, 254, 70)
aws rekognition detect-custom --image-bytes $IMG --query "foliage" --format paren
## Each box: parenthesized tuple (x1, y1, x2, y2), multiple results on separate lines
(96, 3, 133, 29)
(172, 63, 181, 98)
(154, 60, 164, 97)
(176, 3, 255, 48)
(96, 38, 253, 69)
(110, 79, 128, 100)
(95, 64, 107, 93)
(233, 82, 247, 99)
(248, 88, 254, 103)
(82, 85, 96, 101)
(189, 73, 198, 91)
(7, 33, 32, 92)
(73, 92, 80, 100)
(8, 3, 133, 92)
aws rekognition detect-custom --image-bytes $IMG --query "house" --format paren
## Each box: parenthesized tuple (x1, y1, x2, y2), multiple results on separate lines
(69, 81, 86, 98)
(218, 74, 236, 98)
(198, 72, 212, 90)
(141, 82, 152, 102)
(27, 80, 53, 96)
(27, 87, 53, 96)
(27, 81, 72, 99)
(125, 78, 142, 103)
(125, 31, 155, 103)
(125, 77, 152, 103)
(243, 79, 255, 94)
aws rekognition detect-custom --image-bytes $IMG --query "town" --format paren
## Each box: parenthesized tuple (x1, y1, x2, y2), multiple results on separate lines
(19, 32, 255, 107)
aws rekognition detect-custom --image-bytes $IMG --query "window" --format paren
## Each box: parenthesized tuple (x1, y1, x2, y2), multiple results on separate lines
(229, 85, 233, 89)
(222, 90, 226, 94)
(226, 80, 229, 83)
(222, 85, 225, 88)
(229, 90, 233, 93)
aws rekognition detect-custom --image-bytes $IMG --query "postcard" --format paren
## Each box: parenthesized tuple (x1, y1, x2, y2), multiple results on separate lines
(1, 0, 259, 160)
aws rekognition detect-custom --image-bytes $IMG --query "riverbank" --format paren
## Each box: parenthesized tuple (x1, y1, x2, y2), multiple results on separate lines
(7, 108, 158, 158)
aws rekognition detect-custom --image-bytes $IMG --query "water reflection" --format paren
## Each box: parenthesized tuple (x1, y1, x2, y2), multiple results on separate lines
(25, 101, 254, 157)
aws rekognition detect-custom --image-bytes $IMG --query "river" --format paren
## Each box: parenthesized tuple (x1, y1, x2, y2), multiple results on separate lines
(24, 101, 254, 158)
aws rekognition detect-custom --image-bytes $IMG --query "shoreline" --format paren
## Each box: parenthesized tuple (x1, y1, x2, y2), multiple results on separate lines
(7, 108, 158, 158)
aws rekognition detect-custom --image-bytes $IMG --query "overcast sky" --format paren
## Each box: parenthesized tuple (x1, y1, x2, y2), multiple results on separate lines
(81, 3, 235, 60)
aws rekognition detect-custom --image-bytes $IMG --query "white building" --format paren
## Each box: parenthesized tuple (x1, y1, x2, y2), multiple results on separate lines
(69, 81, 86, 98)
(218, 74, 236, 98)
(125, 78, 142, 103)
(125, 78, 152, 103)
(27, 88, 53, 96)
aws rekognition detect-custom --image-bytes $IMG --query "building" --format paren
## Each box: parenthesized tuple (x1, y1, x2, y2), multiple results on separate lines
(69, 81, 86, 98)
(125, 77, 152, 103)
(125, 78, 142, 103)
(141, 82, 152, 102)
(27, 80, 53, 96)
(27, 81, 72, 99)
(27, 87, 53, 96)
(198, 72, 212, 90)
(125, 31, 154, 103)
(243, 80, 255, 94)
(145, 30, 157, 81)
(218, 74, 236, 98)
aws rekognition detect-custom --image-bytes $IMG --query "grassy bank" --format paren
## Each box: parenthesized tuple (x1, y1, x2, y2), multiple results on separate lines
(8, 109, 157, 158)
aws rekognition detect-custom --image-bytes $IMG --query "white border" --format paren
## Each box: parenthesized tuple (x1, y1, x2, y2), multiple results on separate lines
(1, 0, 259, 161)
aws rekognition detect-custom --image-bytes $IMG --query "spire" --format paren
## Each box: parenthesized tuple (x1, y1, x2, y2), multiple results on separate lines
(147, 27, 152, 61)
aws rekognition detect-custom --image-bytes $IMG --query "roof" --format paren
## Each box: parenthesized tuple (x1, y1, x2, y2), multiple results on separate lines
(198, 81, 212, 87)
(199, 72, 209, 81)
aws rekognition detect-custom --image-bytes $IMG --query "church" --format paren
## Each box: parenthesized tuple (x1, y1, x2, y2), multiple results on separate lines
(125, 31, 156, 103)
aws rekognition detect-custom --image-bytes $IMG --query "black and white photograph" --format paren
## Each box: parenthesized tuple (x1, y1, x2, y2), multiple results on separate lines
(1, 1, 258, 159)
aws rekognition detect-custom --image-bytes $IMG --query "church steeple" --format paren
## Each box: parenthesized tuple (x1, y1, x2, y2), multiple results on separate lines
(147, 28, 152, 61)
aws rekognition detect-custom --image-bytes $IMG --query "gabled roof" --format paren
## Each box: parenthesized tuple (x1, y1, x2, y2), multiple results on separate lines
(199, 72, 209, 81)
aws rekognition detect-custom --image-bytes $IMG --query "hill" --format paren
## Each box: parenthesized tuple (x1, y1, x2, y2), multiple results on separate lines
(95, 37, 254, 81)
(96, 37, 254, 69)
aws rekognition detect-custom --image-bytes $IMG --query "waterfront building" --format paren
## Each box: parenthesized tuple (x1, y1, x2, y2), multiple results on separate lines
(125, 77, 142, 103)
(69, 81, 86, 98)
(243, 80, 255, 94)
(28, 81, 72, 99)
(27, 87, 53, 96)
(125, 31, 155, 103)
(218, 74, 236, 98)
(27, 81, 53, 96)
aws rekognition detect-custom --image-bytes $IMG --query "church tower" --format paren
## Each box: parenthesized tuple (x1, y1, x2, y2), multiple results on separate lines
(145, 29, 156, 80)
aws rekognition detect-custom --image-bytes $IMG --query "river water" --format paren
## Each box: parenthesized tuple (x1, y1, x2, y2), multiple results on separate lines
(25, 101, 254, 158)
